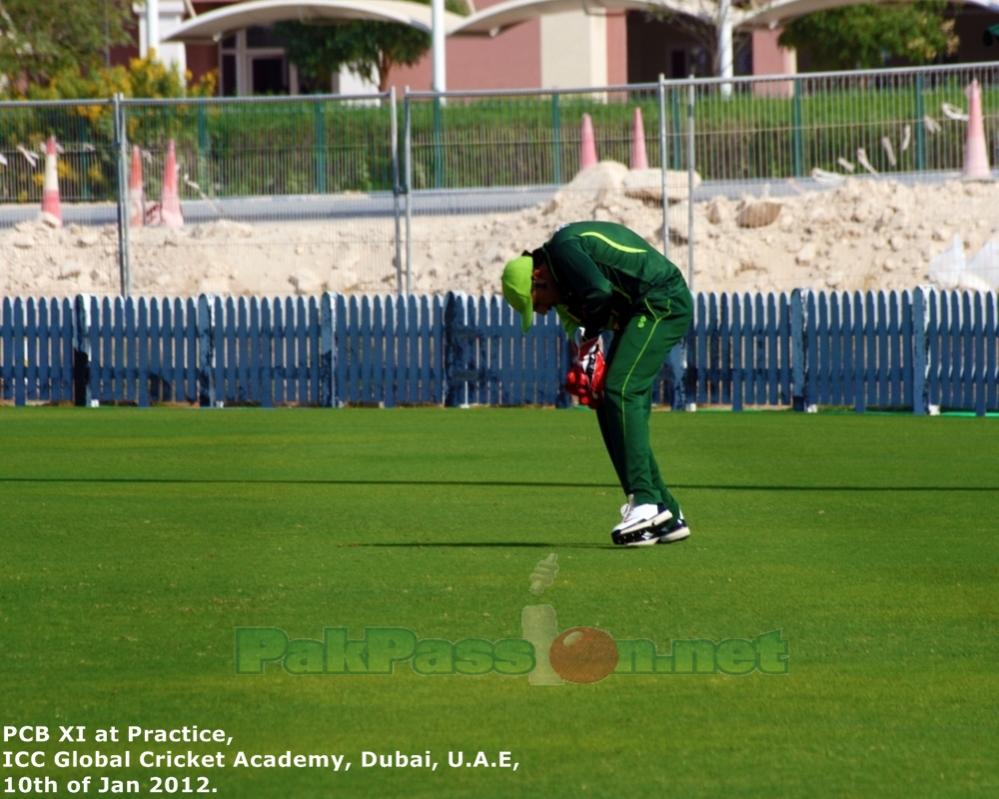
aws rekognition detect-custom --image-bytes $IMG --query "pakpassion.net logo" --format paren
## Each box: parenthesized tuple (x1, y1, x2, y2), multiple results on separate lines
(235, 626, 789, 684)
(237, 555, 789, 685)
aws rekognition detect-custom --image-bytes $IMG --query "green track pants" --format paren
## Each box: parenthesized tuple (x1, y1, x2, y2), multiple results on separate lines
(596, 290, 693, 515)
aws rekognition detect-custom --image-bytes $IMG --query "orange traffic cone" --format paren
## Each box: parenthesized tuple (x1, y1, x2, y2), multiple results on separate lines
(963, 79, 991, 181)
(630, 107, 648, 170)
(41, 136, 61, 225)
(129, 145, 144, 227)
(159, 139, 183, 228)
(579, 113, 598, 172)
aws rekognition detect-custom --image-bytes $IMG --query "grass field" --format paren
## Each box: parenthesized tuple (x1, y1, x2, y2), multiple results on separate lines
(1, 407, 996, 798)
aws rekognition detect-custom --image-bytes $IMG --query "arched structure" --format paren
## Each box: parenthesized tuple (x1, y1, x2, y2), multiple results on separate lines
(451, 0, 709, 37)
(166, 0, 466, 43)
(166, 0, 467, 92)
(454, 0, 999, 35)
(165, 0, 999, 93)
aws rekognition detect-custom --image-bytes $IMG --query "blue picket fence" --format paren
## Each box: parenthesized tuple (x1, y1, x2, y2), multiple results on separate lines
(0, 290, 996, 414)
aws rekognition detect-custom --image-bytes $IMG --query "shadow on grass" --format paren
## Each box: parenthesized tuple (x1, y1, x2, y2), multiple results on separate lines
(0, 477, 996, 492)
(337, 541, 616, 549)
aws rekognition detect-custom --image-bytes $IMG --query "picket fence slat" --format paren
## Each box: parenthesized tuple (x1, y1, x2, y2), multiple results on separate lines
(398, 295, 410, 404)
(851, 293, 864, 413)
(32, 299, 44, 402)
(12, 299, 25, 406)
(160, 299, 171, 403)
(946, 292, 960, 408)
(973, 293, 986, 417)
(987, 296, 998, 413)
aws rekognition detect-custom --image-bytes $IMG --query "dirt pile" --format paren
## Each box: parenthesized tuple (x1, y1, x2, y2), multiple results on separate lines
(2, 162, 997, 298)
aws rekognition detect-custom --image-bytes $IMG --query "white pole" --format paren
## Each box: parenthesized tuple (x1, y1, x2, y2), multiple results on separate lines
(390, 86, 403, 296)
(718, 0, 733, 97)
(432, 0, 446, 93)
(147, 0, 160, 59)
(687, 77, 696, 292)
(404, 88, 413, 294)
(658, 74, 669, 261)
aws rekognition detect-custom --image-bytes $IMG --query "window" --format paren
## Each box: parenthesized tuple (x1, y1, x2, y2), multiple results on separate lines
(246, 26, 280, 48)
(671, 50, 687, 78)
(221, 53, 237, 96)
(251, 57, 287, 95)
(217, 27, 292, 96)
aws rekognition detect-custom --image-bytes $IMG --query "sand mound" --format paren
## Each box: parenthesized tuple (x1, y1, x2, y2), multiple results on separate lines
(2, 165, 998, 298)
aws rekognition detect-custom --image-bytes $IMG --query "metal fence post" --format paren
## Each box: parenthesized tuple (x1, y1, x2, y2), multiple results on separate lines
(792, 78, 804, 178)
(390, 87, 403, 296)
(197, 294, 216, 408)
(313, 100, 327, 193)
(551, 92, 562, 184)
(73, 295, 93, 407)
(914, 73, 926, 171)
(319, 292, 337, 408)
(671, 87, 682, 170)
(658, 74, 669, 261)
(912, 287, 928, 415)
(197, 104, 209, 195)
(687, 76, 696, 292)
(432, 94, 444, 189)
(113, 94, 131, 297)
(403, 89, 414, 295)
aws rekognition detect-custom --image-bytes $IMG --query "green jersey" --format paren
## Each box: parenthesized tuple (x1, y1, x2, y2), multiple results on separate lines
(534, 221, 688, 335)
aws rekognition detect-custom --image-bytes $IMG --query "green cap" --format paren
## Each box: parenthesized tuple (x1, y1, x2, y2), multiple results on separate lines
(501, 255, 534, 333)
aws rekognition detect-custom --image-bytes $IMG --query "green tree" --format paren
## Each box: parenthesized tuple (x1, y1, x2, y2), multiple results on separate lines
(275, 0, 468, 93)
(0, 0, 132, 91)
(778, 0, 958, 71)
(27, 53, 217, 102)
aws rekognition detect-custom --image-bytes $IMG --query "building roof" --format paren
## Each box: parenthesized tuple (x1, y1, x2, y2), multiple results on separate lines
(166, 0, 467, 43)
(451, 0, 709, 37)
(167, 0, 999, 44)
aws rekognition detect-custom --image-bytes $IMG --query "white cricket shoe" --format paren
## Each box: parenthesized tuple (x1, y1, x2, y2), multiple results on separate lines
(611, 499, 673, 546)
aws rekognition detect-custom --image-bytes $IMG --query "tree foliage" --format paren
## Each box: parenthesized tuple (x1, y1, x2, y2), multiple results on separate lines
(25, 53, 217, 103)
(275, 0, 468, 93)
(778, 1, 958, 71)
(0, 0, 133, 91)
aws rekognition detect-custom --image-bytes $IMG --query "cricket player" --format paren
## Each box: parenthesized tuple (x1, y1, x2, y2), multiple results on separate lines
(501, 221, 693, 546)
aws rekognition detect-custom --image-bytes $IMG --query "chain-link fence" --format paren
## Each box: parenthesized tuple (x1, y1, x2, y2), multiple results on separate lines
(2, 61, 997, 300)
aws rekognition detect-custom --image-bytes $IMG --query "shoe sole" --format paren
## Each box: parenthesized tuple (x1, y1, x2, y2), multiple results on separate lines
(618, 525, 690, 548)
(657, 526, 690, 544)
(621, 536, 660, 547)
(611, 509, 674, 546)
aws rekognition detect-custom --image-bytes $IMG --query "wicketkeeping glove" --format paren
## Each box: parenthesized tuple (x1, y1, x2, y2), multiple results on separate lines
(565, 332, 606, 407)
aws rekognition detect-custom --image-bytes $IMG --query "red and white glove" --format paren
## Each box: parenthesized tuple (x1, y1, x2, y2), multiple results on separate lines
(565, 333, 606, 407)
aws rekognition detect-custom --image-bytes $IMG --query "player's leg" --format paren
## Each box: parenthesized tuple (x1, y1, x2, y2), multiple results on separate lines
(604, 294, 692, 545)
(596, 400, 628, 497)
(645, 415, 690, 544)
(645, 294, 693, 543)
(594, 333, 629, 496)
(601, 313, 674, 543)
